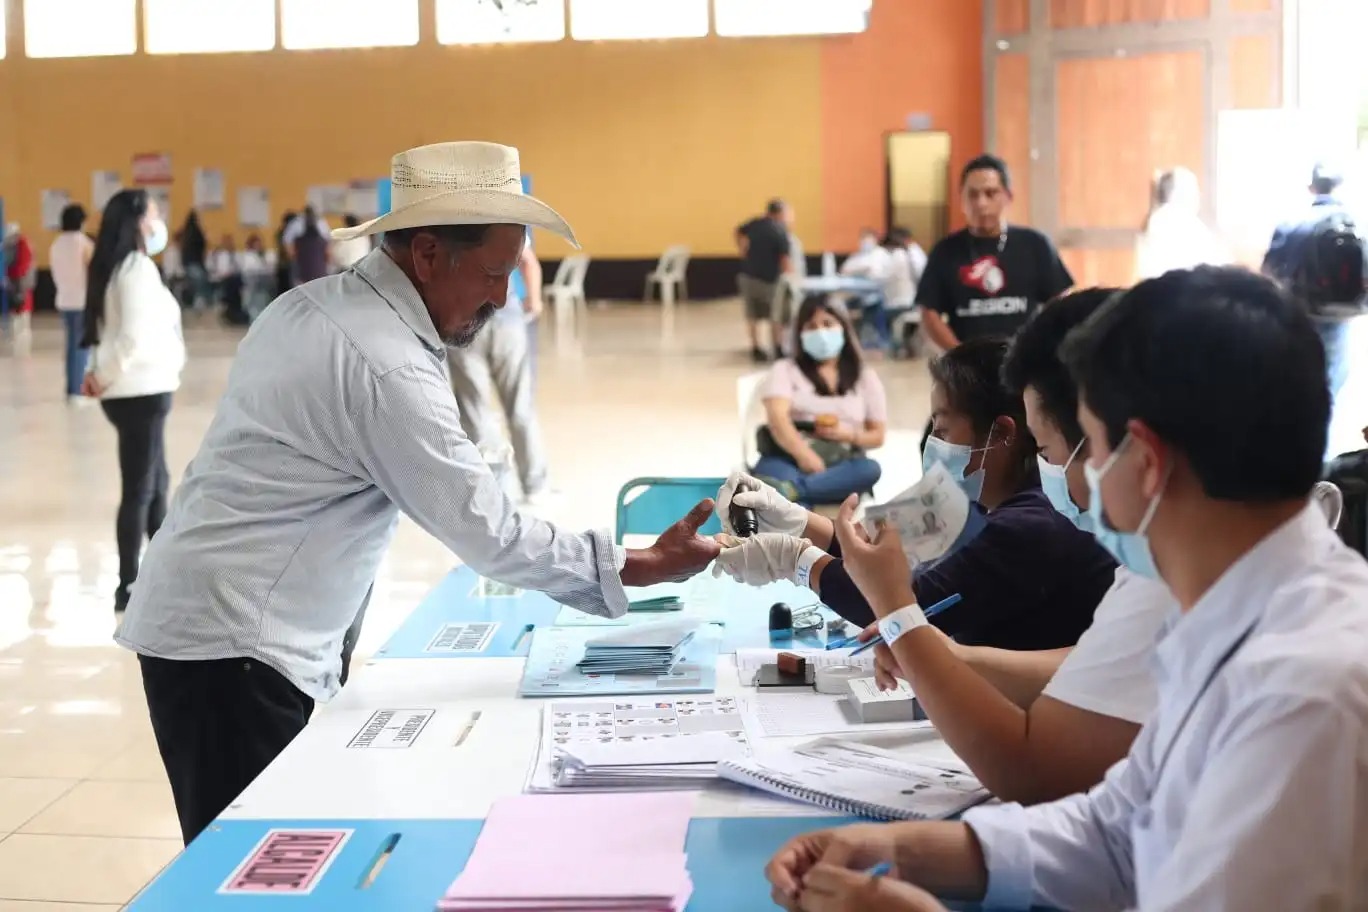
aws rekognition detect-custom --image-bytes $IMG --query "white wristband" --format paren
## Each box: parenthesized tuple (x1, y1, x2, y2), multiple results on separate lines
(877, 604, 929, 646)
(794, 545, 826, 590)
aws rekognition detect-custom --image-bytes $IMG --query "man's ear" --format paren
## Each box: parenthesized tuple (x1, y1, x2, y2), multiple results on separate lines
(1128, 419, 1169, 500)
(992, 415, 1017, 448)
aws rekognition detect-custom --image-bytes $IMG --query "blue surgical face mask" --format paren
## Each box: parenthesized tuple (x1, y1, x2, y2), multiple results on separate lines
(922, 427, 995, 503)
(1083, 433, 1167, 579)
(800, 326, 845, 361)
(1038, 438, 1086, 529)
(143, 219, 168, 257)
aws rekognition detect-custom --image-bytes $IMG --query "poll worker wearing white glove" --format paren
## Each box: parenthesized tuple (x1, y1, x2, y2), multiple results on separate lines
(714, 472, 834, 589)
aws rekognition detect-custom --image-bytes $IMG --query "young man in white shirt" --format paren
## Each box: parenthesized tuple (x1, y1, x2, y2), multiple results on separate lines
(49, 203, 94, 402)
(764, 266, 1368, 912)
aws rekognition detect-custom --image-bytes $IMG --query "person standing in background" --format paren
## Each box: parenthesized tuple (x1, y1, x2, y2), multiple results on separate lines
(3, 223, 36, 350)
(179, 211, 210, 311)
(160, 230, 185, 304)
(49, 204, 95, 403)
(286, 206, 330, 286)
(80, 189, 185, 613)
(917, 155, 1073, 353)
(1135, 167, 1225, 280)
(329, 214, 372, 271)
(210, 235, 245, 325)
(274, 211, 296, 293)
(736, 199, 793, 363)
(447, 242, 551, 506)
(238, 233, 274, 322)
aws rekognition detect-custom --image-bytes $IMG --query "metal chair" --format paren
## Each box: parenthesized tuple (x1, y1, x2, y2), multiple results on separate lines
(614, 477, 724, 545)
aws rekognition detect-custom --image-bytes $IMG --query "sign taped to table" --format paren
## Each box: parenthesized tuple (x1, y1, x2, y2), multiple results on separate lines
(426, 621, 499, 653)
(348, 709, 435, 749)
(218, 828, 351, 894)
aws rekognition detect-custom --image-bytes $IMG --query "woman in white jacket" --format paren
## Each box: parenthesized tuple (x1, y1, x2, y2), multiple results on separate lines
(1135, 167, 1226, 280)
(81, 189, 186, 612)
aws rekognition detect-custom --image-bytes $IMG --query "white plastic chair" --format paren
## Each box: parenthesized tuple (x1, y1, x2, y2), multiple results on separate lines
(545, 253, 590, 345)
(736, 370, 769, 470)
(645, 245, 691, 309)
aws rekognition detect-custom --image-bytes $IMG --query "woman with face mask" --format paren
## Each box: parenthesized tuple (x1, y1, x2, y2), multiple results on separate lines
(751, 297, 886, 506)
(718, 337, 1116, 650)
(81, 189, 186, 613)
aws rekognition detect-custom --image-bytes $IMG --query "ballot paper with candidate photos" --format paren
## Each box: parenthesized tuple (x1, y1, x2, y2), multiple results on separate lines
(862, 464, 985, 568)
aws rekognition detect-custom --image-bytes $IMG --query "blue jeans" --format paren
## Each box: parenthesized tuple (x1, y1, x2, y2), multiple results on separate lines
(753, 455, 882, 506)
(61, 310, 88, 396)
(1317, 318, 1353, 459)
(853, 294, 892, 350)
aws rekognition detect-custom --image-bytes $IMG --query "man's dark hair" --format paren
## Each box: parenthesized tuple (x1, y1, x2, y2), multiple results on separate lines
(1061, 266, 1328, 501)
(960, 154, 1012, 193)
(343, 213, 360, 229)
(59, 203, 87, 233)
(766, 199, 786, 217)
(1310, 161, 1344, 196)
(383, 224, 490, 253)
(1002, 288, 1121, 448)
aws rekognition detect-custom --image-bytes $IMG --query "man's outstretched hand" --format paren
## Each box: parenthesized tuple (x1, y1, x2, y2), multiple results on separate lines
(621, 499, 723, 586)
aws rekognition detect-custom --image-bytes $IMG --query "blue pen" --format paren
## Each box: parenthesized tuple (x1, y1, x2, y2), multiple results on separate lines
(847, 593, 962, 656)
(866, 862, 893, 878)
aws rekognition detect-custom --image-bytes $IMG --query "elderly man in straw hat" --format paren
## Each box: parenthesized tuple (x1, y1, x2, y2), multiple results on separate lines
(116, 142, 722, 846)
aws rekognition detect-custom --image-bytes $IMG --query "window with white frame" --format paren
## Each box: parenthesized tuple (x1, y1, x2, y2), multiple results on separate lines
(437, 0, 566, 45)
(281, 0, 420, 50)
(714, 0, 871, 37)
(569, 0, 708, 41)
(23, 0, 137, 58)
(144, 0, 276, 55)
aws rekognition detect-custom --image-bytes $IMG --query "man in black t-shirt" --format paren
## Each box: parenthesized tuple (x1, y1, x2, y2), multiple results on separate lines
(736, 199, 793, 362)
(917, 155, 1073, 351)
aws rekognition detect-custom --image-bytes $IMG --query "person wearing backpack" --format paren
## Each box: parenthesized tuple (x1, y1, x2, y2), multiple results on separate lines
(1263, 162, 1367, 458)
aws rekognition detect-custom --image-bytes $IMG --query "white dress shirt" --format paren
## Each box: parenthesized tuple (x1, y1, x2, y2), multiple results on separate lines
(963, 504, 1368, 910)
(116, 249, 629, 701)
(1042, 568, 1171, 724)
(1135, 206, 1226, 281)
(49, 231, 93, 312)
(883, 244, 928, 310)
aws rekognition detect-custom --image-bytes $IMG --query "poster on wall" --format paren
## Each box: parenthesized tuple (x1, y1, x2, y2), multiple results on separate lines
(193, 168, 226, 210)
(145, 186, 172, 231)
(346, 179, 379, 219)
(306, 185, 349, 217)
(41, 189, 71, 230)
(238, 186, 270, 228)
(91, 170, 123, 212)
(131, 152, 173, 186)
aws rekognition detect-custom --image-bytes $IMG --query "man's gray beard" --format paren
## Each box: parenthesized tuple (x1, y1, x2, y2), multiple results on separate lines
(445, 302, 498, 348)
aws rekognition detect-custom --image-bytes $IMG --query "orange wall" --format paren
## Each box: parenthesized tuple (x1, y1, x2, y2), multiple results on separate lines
(819, 0, 985, 249)
(0, 1, 984, 262)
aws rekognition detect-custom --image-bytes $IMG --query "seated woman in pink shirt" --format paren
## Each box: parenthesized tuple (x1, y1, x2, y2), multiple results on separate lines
(753, 298, 885, 505)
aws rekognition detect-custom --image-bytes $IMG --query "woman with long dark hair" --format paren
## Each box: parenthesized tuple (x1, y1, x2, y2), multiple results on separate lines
(751, 296, 885, 505)
(180, 209, 210, 310)
(81, 189, 185, 612)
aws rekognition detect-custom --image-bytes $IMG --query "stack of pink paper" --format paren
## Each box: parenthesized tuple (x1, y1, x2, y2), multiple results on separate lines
(437, 792, 694, 912)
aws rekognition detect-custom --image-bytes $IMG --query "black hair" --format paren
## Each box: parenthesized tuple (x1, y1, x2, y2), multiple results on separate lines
(1311, 162, 1343, 196)
(1061, 266, 1327, 501)
(344, 213, 360, 229)
(1002, 288, 1122, 449)
(884, 226, 913, 247)
(181, 209, 206, 264)
(766, 199, 786, 217)
(301, 206, 322, 240)
(930, 336, 1037, 477)
(83, 189, 148, 348)
(59, 204, 87, 233)
(383, 223, 491, 254)
(791, 296, 864, 396)
(960, 154, 1012, 193)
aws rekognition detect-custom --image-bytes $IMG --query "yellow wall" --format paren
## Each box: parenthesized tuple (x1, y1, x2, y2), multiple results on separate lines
(0, 32, 823, 261)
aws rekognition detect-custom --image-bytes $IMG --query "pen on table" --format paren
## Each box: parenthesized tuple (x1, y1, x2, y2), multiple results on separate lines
(454, 710, 482, 746)
(846, 593, 963, 657)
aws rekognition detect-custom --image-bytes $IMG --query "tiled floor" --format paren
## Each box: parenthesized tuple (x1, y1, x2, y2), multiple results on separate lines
(0, 302, 930, 907)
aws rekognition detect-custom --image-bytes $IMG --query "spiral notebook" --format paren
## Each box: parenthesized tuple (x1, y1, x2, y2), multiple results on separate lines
(717, 738, 988, 821)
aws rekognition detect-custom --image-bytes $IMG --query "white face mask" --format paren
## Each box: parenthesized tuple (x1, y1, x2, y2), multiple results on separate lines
(858, 236, 877, 253)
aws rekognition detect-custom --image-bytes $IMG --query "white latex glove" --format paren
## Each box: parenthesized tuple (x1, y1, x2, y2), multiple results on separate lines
(712, 533, 823, 588)
(716, 472, 810, 537)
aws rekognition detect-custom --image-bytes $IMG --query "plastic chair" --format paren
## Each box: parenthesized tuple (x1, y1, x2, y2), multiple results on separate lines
(644, 246, 691, 309)
(614, 477, 724, 545)
(545, 253, 590, 345)
(736, 371, 769, 470)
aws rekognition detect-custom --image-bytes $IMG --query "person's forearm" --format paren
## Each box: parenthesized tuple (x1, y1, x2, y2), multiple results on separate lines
(803, 513, 835, 550)
(954, 645, 1071, 710)
(854, 427, 885, 449)
(890, 822, 988, 900)
(920, 310, 959, 351)
(810, 557, 876, 627)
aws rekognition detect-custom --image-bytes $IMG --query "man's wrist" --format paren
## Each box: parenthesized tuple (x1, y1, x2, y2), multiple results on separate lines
(870, 586, 919, 619)
(877, 603, 929, 647)
(620, 548, 659, 587)
(794, 545, 826, 589)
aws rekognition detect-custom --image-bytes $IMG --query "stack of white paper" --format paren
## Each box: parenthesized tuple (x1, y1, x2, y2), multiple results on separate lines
(438, 793, 694, 912)
(553, 731, 747, 790)
(575, 619, 701, 675)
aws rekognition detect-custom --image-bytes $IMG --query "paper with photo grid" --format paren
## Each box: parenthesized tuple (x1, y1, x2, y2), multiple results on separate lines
(528, 697, 749, 792)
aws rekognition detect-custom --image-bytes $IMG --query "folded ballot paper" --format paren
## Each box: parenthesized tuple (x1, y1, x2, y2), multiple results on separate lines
(437, 793, 694, 912)
(552, 731, 748, 791)
(574, 618, 701, 676)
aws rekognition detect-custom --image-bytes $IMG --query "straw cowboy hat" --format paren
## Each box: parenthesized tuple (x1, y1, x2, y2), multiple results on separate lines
(331, 141, 577, 247)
